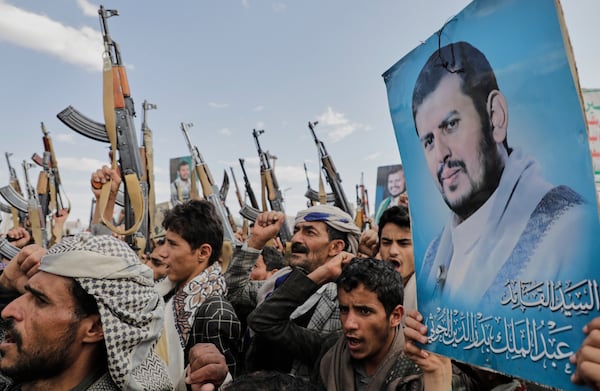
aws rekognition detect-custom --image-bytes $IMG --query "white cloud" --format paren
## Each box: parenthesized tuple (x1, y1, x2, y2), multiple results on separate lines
(55, 133, 76, 144)
(272, 3, 287, 12)
(364, 152, 381, 161)
(76, 0, 98, 17)
(241, 0, 250, 9)
(219, 128, 232, 136)
(317, 107, 365, 143)
(60, 157, 106, 172)
(209, 102, 229, 109)
(0, 3, 103, 71)
(252, 105, 264, 112)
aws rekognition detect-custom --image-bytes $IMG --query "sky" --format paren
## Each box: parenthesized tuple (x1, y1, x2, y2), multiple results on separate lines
(0, 0, 598, 228)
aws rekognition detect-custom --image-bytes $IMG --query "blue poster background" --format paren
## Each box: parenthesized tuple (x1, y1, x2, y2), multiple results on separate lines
(383, 0, 600, 389)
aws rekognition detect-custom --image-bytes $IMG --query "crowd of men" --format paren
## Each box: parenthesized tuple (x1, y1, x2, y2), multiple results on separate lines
(0, 41, 599, 390)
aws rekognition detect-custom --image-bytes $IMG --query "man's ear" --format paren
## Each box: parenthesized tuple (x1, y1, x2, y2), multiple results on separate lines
(487, 90, 508, 144)
(81, 314, 104, 344)
(328, 239, 346, 257)
(196, 243, 212, 263)
(389, 305, 404, 328)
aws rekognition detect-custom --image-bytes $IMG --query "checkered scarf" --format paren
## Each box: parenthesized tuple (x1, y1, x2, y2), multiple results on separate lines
(39, 233, 172, 391)
(294, 204, 361, 254)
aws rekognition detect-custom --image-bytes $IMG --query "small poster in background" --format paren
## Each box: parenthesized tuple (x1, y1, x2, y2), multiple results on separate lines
(169, 156, 194, 206)
(373, 164, 406, 225)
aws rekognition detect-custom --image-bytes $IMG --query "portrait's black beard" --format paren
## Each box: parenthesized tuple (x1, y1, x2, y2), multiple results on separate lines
(442, 123, 504, 221)
(0, 320, 78, 385)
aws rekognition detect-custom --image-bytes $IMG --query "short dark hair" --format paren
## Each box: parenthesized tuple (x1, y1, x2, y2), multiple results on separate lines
(70, 279, 99, 318)
(261, 246, 285, 271)
(178, 160, 190, 169)
(412, 41, 508, 151)
(326, 225, 350, 252)
(162, 200, 223, 265)
(337, 257, 404, 316)
(378, 205, 411, 242)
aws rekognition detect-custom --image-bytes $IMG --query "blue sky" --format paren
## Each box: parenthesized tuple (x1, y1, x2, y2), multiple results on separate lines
(0, 0, 598, 226)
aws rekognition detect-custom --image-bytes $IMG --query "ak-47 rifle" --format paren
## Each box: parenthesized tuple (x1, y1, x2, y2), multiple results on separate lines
(56, 6, 148, 252)
(354, 172, 371, 231)
(4, 152, 26, 227)
(252, 129, 292, 243)
(22, 161, 47, 248)
(307, 121, 352, 214)
(303, 160, 335, 205)
(141, 100, 157, 245)
(230, 167, 244, 209)
(230, 166, 250, 237)
(220, 170, 238, 233)
(180, 123, 239, 245)
(0, 236, 19, 260)
(238, 158, 261, 222)
(31, 122, 71, 244)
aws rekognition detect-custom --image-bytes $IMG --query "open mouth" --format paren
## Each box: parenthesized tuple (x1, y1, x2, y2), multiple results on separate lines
(345, 336, 362, 349)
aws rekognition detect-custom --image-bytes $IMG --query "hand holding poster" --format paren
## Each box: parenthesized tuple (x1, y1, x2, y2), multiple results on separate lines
(383, 0, 600, 389)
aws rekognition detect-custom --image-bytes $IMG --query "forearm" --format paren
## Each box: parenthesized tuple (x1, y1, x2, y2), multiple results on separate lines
(247, 269, 328, 365)
(224, 245, 261, 312)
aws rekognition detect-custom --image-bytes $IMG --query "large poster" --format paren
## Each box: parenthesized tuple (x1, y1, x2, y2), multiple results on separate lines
(383, 0, 600, 389)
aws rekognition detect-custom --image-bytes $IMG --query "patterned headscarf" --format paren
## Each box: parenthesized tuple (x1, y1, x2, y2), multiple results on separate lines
(39, 233, 172, 391)
(294, 204, 361, 254)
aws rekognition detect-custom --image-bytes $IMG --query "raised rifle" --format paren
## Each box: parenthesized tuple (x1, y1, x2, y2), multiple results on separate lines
(230, 166, 249, 237)
(4, 152, 26, 227)
(22, 160, 47, 248)
(180, 123, 239, 245)
(141, 100, 157, 245)
(220, 170, 238, 233)
(31, 122, 71, 244)
(238, 158, 261, 222)
(307, 121, 352, 215)
(56, 6, 148, 252)
(252, 129, 292, 243)
(230, 167, 244, 209)
(354, 172, 371, 231)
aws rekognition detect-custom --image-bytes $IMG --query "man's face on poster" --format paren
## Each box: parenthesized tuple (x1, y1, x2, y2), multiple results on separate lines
(414, 74, 500, 215)
(178, 164, 190, 181)
(387, 170, 405, 197)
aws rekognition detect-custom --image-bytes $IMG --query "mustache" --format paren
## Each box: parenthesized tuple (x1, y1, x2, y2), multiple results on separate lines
(291, 243, 309, 254)
(437, 159, 466, 184)
(1, 319, 22, 348)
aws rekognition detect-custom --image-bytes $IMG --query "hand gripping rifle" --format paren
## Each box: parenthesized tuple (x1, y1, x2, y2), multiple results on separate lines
(252, 129, 292, 243)
(307, 121, 352, 215)
(238, 158, 261, 222)
(56, 6, 148, 252)
(181, 123, 239, 245)
(4, 152, 26, 227)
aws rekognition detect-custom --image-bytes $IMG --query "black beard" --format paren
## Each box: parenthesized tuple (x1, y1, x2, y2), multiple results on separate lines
(0, 319, 78, 384)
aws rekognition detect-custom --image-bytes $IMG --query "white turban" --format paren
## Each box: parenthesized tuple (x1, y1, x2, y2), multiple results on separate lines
(294, 204, 361, 254)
